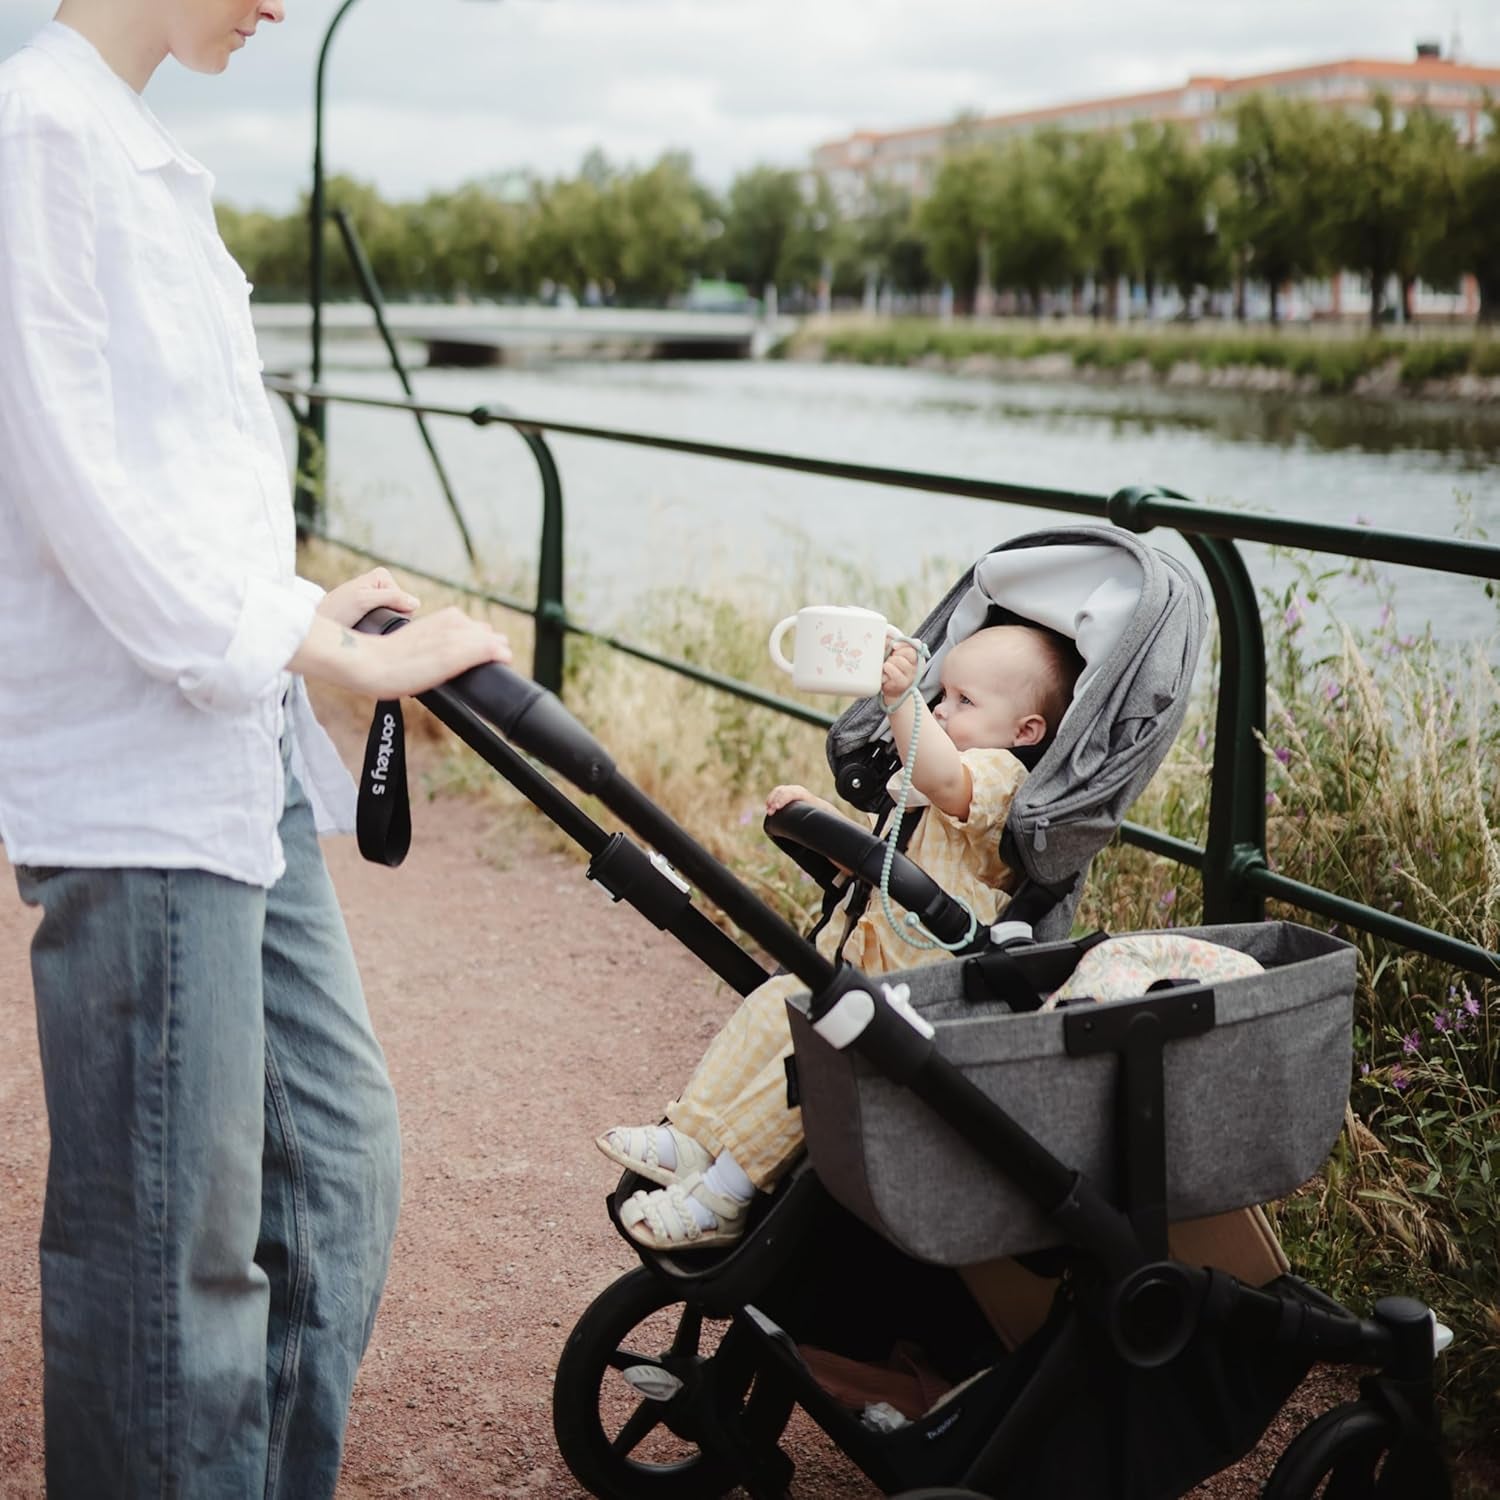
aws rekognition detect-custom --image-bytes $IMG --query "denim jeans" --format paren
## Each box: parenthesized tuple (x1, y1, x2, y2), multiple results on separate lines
(15, 736, 401, 1499)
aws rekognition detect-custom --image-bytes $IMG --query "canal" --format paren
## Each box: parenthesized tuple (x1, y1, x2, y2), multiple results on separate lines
(258, 325, 1500, 646)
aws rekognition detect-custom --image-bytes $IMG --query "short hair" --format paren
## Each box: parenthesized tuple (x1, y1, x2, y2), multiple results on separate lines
(1019, 625, 1085, 744)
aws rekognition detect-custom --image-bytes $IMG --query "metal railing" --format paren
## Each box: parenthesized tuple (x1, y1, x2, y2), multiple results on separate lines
(265, 373, 1500, 985)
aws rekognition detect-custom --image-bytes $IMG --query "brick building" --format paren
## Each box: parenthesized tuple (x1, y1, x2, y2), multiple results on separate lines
(811, 46, 1498, 321)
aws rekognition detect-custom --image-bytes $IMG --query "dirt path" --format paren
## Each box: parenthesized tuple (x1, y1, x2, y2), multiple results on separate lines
(0, 691, 1347, 1498)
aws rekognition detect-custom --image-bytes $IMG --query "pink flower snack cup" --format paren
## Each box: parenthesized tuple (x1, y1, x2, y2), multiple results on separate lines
(768, 606, 905, 698)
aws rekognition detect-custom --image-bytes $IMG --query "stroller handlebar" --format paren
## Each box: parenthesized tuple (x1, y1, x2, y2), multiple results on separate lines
(763, 801, 976, 948)
(354, 607, 615, 791)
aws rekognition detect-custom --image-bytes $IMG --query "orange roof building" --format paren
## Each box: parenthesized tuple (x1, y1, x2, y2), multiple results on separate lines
(812, 47, 1500, 206)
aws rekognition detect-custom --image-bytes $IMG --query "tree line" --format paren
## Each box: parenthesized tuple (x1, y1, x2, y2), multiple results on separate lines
(217, 96, 1500, 325)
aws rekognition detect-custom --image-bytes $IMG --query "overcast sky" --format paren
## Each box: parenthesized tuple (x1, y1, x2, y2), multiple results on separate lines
(2, 0, 1496, 211)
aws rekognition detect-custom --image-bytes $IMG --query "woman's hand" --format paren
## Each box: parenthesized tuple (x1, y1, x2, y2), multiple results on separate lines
(315, 567, 420, 629)
(289, 607, 511, 699)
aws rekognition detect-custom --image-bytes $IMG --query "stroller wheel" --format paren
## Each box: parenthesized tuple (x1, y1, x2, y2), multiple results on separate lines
(1261, 1398, 1450, 1500)
(553, 1266, 794, 1500)
(890, 1491, 993, 1498)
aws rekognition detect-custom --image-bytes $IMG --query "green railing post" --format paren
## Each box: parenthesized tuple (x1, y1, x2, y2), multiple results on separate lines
(1188, 533, 1268, 924)
(1109, 486, 1268, 925)
(473, 404, 567, 696)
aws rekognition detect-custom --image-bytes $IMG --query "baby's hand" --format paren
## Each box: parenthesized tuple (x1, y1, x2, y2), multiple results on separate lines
(765, 785, 843, 821)
(882, 642, 920, 703)
(766, 784, 817, 816)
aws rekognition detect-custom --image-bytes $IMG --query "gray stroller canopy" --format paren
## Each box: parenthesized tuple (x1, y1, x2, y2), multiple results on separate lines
(826, 526, 1206, 906)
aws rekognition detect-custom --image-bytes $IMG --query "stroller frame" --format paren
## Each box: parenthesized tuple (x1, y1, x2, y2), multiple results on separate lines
(358, 602, 1451, 1499)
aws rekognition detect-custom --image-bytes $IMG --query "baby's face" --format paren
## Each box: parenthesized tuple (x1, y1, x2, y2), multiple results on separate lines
(930, 634, 1046, 752)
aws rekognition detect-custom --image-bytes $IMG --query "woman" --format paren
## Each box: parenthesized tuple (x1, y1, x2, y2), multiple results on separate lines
(0, 3, 510, 1493)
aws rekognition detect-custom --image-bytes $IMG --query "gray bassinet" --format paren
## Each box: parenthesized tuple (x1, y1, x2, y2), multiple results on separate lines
(786, 922, 1355, 1265)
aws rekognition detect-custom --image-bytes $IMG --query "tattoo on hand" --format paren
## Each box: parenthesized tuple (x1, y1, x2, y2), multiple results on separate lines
(340, 629, 358, 650)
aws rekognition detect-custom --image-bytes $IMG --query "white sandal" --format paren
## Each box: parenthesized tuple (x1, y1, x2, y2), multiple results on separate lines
(595, 1124, 711, 1187)
(619, 1173, 749, 1251)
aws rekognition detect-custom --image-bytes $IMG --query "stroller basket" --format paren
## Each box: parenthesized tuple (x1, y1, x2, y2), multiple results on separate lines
(788, 921, 1355, 1264)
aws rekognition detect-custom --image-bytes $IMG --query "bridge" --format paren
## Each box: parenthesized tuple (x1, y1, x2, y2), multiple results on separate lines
(251, 302, 776, 365)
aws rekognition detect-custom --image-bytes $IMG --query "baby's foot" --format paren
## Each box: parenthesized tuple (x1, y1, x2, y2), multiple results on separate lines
(620, 1171, 750, 1252)
(595, 1124, 711, 1186)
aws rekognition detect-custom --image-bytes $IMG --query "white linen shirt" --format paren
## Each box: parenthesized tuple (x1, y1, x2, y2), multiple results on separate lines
(0, 23, 357, 888)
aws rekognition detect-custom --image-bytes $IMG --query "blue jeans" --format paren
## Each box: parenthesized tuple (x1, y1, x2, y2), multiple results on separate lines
(15, 739, 401, 1499)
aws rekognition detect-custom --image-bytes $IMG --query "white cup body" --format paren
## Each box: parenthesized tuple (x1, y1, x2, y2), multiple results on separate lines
(768, 606, 896, 697)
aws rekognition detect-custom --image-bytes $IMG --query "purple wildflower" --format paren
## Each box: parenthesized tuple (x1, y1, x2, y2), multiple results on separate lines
(1323, 679, 1342, 704)
(1158, 887, 1177, 911)
(1463, 993, 1480, 1019)
(1380, 602, 1395, 628)
(738, 807, 754, 826)
(1433, 1012, 1449, 1033)
(1402, 1029, 1421, 1055)
(1274, 746, 1292, 766)
(1391, 1065, 1411, 1091)
(1284, 598, 1305, 630)
(1360, 1062, 1372, 1076)
(1196, 728, 1208, 751)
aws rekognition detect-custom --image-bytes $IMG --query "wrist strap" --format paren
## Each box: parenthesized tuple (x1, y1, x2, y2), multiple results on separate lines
(357, 700, 411, 867)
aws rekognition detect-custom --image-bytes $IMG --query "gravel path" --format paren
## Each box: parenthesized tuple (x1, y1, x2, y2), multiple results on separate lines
(0, 692, 1352, 1498)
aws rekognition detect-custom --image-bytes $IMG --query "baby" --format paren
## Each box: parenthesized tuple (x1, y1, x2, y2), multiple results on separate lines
(598, 623, 1083, 1251)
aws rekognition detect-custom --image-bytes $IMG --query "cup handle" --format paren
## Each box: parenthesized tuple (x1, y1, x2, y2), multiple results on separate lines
(768, 615, 798, 675)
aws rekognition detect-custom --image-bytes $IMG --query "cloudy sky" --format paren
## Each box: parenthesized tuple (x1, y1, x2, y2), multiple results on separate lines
(2, 0, 1496, 211)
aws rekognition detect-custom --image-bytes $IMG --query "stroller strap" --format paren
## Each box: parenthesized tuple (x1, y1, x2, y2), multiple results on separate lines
(356, 700, 411, 867)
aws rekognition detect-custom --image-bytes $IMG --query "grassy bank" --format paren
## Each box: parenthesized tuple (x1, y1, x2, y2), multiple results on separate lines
(301, 539, 1499, 1481)
(779, 319, 1500, 396)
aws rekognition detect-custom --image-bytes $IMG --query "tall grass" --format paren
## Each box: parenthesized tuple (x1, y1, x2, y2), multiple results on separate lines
(301, 536, 1499, 1464)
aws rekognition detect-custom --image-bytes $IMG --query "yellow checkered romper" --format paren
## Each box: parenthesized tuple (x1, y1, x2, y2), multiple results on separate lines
(667, 748, 1026, 1190)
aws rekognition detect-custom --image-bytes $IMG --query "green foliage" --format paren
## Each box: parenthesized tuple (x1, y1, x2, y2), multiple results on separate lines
(917, 149, 1003, 305)
(218, 97, 1500, 323)
(218, 153, 850, 307)
(1220, 95, 1340, 322)
(1399, 340, 1477, 384)
(1123, 122, 1230, 310)
(716, 165, 835, 297)
(799, 320, 1500, 393)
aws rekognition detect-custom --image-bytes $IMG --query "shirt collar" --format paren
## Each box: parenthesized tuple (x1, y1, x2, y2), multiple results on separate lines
(27, 22, 212, 181)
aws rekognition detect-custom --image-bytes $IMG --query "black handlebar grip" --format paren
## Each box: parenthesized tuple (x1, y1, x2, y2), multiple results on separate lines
(351, 607, 615, 791)
(763, 801, 974, 947)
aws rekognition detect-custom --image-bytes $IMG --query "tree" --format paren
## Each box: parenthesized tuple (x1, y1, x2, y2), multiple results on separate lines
(1451, 108, 1500, 323)
(1392, 107, 1466, 319)
(1124, 123, 1228, 316)
(1220, 95, 1338, 324)
(1055, 130, 1139, 319)
(718, 166, 833, 300)
(851, 180, 931, 301)
(917, 148, 1001, 310)
(613, 153, 714, 302)
(1323, 96, 1426, 329)
(986, 134, 1077, 311)
(523, 165, 619, 299)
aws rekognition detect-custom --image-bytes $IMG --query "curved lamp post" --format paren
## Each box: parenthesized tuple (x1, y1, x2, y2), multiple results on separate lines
(294, 0, 501, 530)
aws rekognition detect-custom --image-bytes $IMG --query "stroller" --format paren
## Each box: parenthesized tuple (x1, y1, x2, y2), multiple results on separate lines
(357, 525, 1450, 1499)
